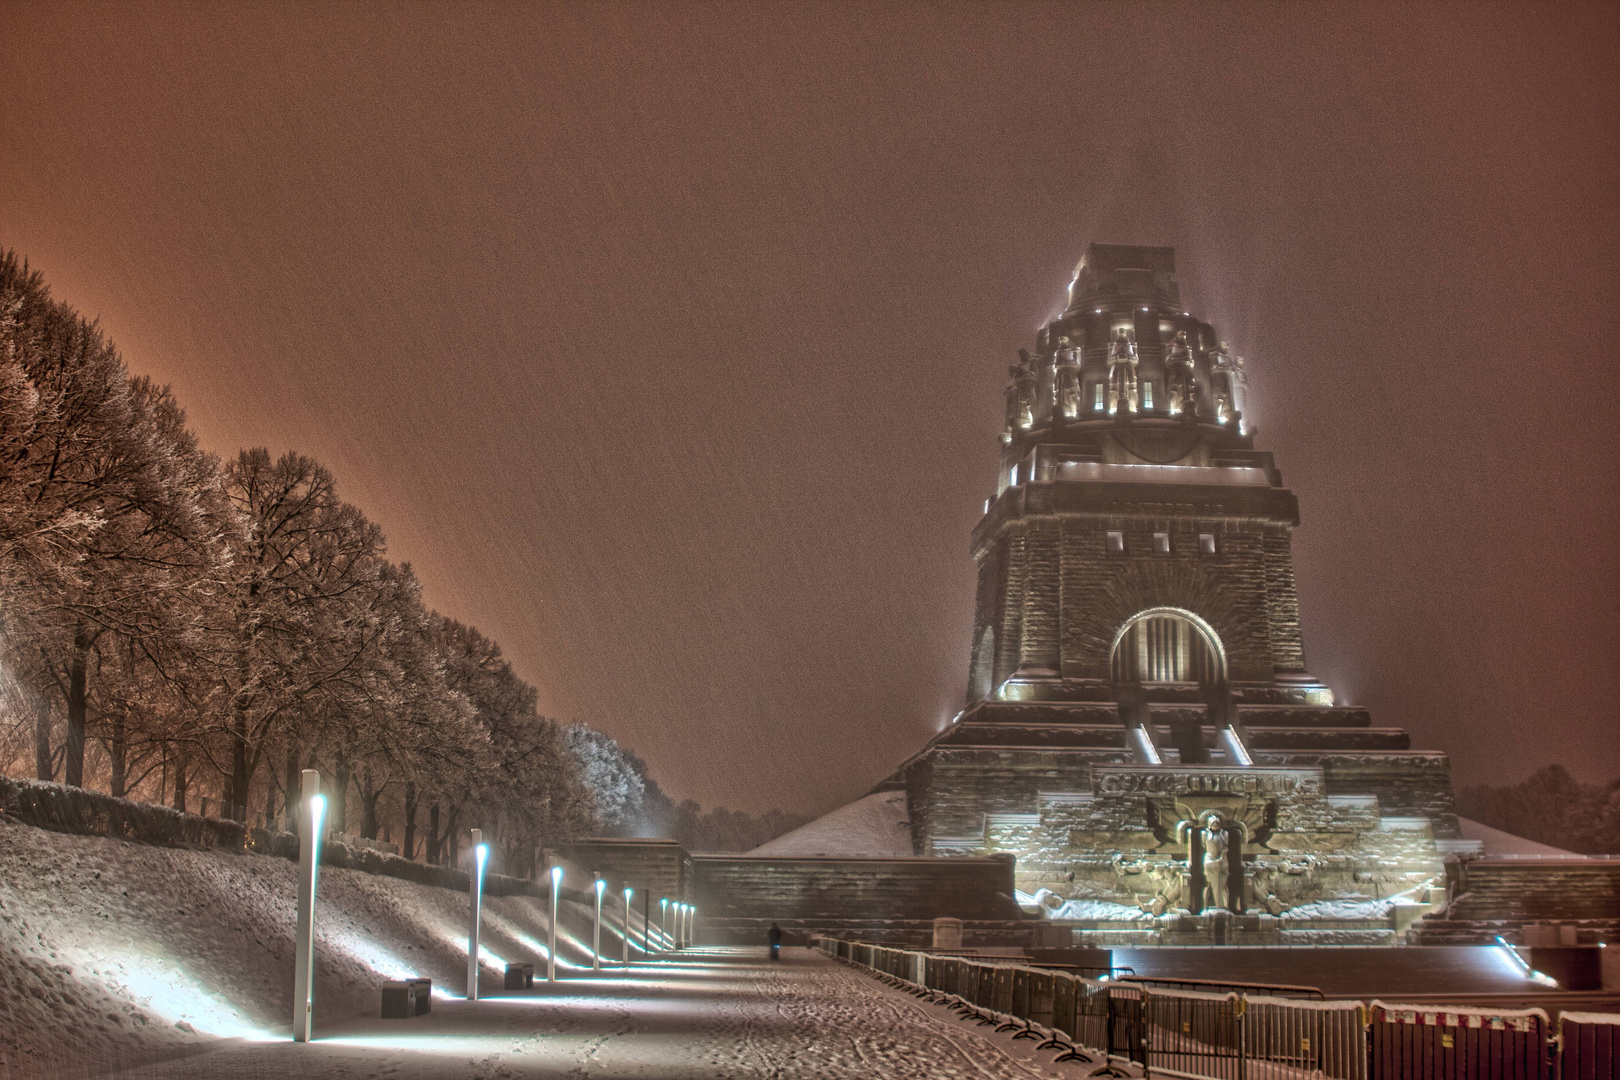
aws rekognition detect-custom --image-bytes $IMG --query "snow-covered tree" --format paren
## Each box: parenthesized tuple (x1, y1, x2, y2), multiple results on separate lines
(0, 250, 232, 790)
(563, 723, 647, 834)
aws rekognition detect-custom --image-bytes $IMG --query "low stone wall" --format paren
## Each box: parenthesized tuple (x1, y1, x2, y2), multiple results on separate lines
(1409, 857, 1620, 945)
(0, 775, 538, 898)
(691, 852, 1025, 943)
(557, 837, 692, 901)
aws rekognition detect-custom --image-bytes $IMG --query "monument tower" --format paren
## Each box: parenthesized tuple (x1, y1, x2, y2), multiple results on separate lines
(894, 244, 1462, 942)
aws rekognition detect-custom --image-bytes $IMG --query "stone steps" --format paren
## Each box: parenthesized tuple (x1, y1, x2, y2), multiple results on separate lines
(1244, 727, 1410, 750)
(1407, 918, 1620, 946)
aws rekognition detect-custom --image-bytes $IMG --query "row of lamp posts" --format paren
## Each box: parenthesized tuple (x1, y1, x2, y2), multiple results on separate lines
(291, 769, 698, 1041)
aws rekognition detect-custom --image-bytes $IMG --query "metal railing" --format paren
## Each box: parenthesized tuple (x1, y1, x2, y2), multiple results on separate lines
(1554, 1011, 1619, 1080)
(818, 938, 1598, 1080)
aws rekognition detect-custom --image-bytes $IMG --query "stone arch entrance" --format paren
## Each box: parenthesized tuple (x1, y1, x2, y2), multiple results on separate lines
(1109, 608, 1226, 689)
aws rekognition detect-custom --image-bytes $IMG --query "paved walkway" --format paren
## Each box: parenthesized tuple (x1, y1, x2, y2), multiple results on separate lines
(100, 948, 1094, 1079)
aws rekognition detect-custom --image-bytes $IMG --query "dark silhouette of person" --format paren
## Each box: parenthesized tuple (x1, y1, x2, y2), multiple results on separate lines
(768, 922, 782, 961)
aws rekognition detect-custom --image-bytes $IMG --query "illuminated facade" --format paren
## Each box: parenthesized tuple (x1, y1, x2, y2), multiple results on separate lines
(895, 245, 1461, 944)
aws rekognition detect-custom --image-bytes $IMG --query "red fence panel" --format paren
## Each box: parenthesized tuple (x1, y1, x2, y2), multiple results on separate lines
(1369, 1003, 1549, 1080)
(1557, 1012, 1618, 1080)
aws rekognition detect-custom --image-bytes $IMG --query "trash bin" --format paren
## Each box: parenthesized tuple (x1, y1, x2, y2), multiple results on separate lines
(505, 962, 535, 990)
(381, 981, 416, 1019)
(410, 977, 432, 1014)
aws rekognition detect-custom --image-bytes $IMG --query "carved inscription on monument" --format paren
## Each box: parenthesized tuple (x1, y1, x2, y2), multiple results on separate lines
(1091, 765, 1324, 796)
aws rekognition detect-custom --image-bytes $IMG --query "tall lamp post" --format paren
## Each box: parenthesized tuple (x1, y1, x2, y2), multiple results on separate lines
(622, 887, 634, 968)
(659, 898, 669, 954)
(467, 828, 488, 1000)
(292, 770, 326, 1043)
(548, 864, 563, 982)
(593, 877, 606, 971)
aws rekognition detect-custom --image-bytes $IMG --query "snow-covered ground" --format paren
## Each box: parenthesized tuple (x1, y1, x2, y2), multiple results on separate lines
(749, 791, 912, 857)
(0, 817, 622, 1079)
(1, 819, 1099, 1078)
(103, 949, 1107, 1079)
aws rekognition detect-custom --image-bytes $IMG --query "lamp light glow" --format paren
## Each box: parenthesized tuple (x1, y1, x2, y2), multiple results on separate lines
(593, 877, 606, 970)
(467, 829, 487, 1000)
(548, 865, 563, 982)
(622, 888, 634, 968)
(292, 771, 325, 1042)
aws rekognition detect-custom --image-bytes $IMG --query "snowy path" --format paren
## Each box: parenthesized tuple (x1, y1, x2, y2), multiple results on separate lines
(101, 948, 1092, 1079)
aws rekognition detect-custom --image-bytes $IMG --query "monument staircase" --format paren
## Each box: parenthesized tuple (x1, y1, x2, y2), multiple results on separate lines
(1408, 856, 1620, 945)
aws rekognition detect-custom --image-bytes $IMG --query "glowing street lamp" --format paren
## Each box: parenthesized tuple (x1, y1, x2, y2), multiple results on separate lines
(292, 770, 326, 1042)
(467, 829, 488, 1000)
(622, 887, 634, 968)
(593, 877, 607, 970)
(548, 864, 563, 982)
(659, 898, 669, 954)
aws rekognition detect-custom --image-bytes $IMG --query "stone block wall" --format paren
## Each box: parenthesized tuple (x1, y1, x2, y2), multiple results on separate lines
(908, 746, 1124, 850)
(691, 853, 1022, 926)
(969, 480, 1305, 690)
(557, 838, 692, 902)
(1253, 751, 1461, 838)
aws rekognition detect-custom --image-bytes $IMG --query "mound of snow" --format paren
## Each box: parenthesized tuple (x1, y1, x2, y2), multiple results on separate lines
(1282, 898, 1393, 920)
(748, 791, 912, 856)
(1459, 817, 1574, 856)
(1047, 899, 1149, 922)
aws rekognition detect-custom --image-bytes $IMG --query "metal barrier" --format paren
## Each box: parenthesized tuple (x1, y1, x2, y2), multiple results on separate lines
(1369, 1003, 1548, 1080)
(1555, 1011, 1618, 1080)
(816, 938, 1612, 1080)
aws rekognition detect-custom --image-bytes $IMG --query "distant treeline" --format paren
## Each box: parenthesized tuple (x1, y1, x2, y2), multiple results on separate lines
(0, 250, 800, 867)
(1457, 765, 1620, 855)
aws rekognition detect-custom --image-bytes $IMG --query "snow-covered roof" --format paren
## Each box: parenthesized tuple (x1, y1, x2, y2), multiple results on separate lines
(1458, 817, 1574, 856)
(748, 791, 913, 856)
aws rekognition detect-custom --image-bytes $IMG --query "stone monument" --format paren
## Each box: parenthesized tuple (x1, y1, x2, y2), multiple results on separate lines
(886, 244, 1459, 945)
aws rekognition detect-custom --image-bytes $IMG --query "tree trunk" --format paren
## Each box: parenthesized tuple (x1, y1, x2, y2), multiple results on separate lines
(403, 782, 419, 862)
(283, 751, 301, 832)
(33, 694, 51, 781)
(64, 626, 90, 788)
(173, 760, 188, 813)
(227, 703, 250, 822)
(332, 766, 350, 835)
(445, 807, 461, 867)
(427, 802, 441, 864)
(108, 713, 127, 798)
(359, 769, 381, 840)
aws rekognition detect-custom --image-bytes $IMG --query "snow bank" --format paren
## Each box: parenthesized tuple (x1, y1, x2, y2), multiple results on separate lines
(1047, 899, 1150, 922)
(748, 791, 912, 857)
(1281, 898, 1393, 920)
(0, 817, 620, 1077)
(1458, 817, 1574, 856)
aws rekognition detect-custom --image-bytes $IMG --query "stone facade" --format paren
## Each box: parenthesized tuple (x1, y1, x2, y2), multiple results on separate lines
(889, 245, 1459, 941)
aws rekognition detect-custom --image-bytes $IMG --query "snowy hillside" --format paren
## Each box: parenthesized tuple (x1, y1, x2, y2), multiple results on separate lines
(0, 817, 621, 1077)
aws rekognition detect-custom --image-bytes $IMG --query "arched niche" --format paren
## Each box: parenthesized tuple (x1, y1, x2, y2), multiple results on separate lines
(1109, 607, 1226, 688)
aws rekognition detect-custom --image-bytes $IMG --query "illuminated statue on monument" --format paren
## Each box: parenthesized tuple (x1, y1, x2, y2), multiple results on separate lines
(1165, 329, 1194, 416)
(1054, 336, 1082, 419)
(1107, 328, 1138, 414)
